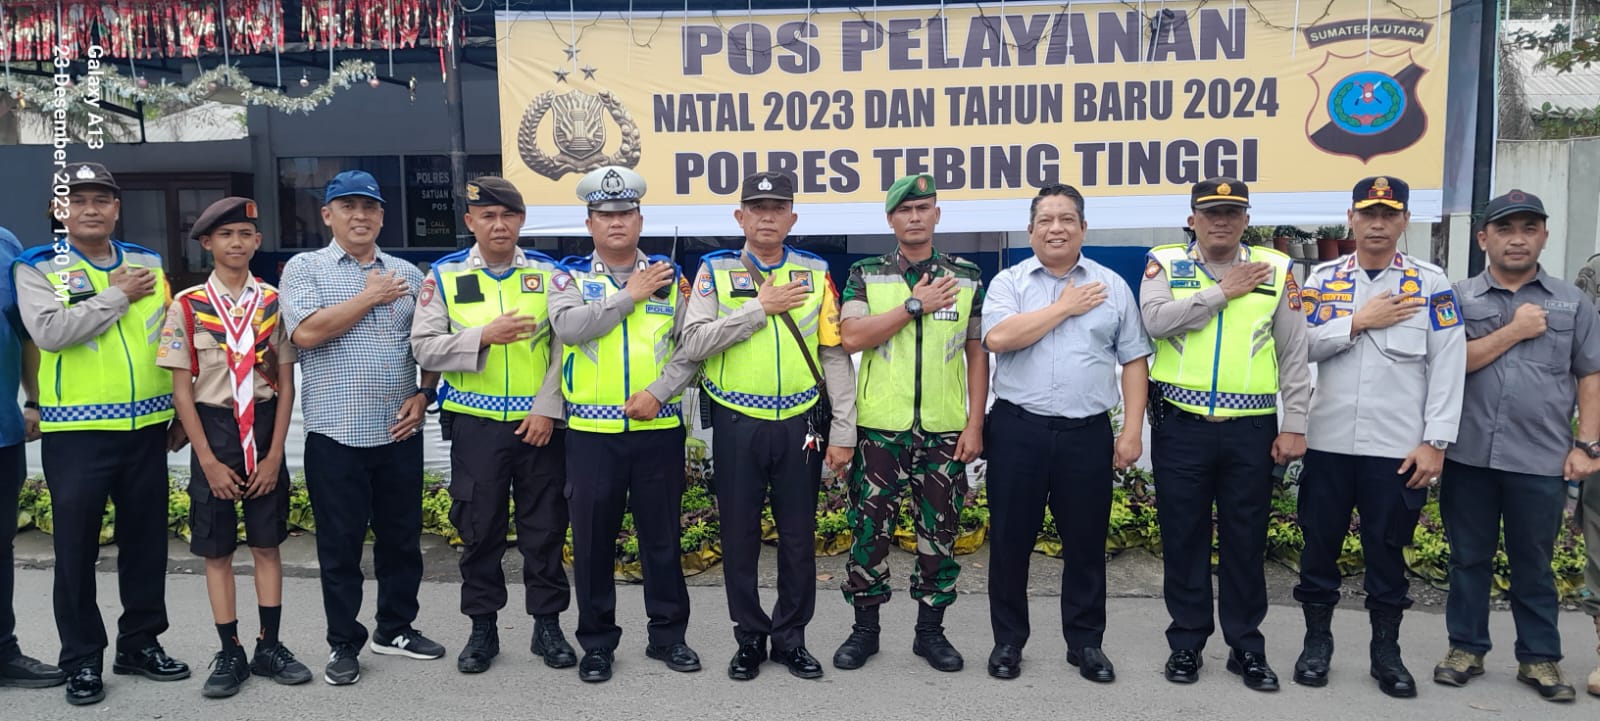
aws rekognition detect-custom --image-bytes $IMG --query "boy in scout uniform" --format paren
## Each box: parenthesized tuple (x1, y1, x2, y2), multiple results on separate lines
(832, 175, 987, 673)
(410, 176, 575, 676)
(1432, 190, 1600, 702)
(159, 197, 311, 698)
(1294, 176, 1465, 698)
(548, 166, 701, 683)
(1140, 178, 1310, 692)
(679, 171, 857, 681)
(14, 162, 191, 706)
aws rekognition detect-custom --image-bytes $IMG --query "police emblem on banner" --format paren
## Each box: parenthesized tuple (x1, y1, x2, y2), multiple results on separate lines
(1305, 47, 1429, 163)
(518, 89, 641, 180)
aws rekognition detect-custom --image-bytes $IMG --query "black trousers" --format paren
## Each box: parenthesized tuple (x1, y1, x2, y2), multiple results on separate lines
(304, 432, 424, 649)
(42, 426, 170, 671)
(986, 401, 1113, 651)
(1151, 410, 1277, 654)
(1294, 450, 1425, 612)
(448, 414, 570, 619)
(567, 427, 690, 651)
(0, 442, 23, 661)
(711, 404, 819, 652)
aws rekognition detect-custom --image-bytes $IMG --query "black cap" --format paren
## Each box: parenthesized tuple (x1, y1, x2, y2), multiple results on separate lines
(189, 197, 259, 240)
(1191, 177, 1249, 209)
(464, 176, 525, 210)
(63, 162, 118, 193)
(1352, 176, 1408, 211)
(1485, 189, 1547, 223)
(740, 172, 795, 203)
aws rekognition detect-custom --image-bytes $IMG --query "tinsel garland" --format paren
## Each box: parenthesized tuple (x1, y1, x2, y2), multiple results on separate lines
(0, 60, 378, 116)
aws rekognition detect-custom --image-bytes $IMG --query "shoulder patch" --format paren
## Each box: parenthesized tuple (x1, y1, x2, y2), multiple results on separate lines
(552, 272, 573, 292)
(419, 277, 437, 307)
(1144, 259, 1162, 279)
(1285, 274, 1302, 312)
(695, 270, 715, 297)
(1429, 290, 1460, 330)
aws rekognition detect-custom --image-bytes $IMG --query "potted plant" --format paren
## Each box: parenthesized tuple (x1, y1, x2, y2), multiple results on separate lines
(1315, 225, 1347, 260)
(1240, 226, 1272, 247)
(954, 485, 989, 555)
(1271, 225, 1298, 255)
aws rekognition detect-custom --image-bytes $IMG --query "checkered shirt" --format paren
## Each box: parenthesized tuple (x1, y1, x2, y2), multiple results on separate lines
(280, 241, 424, 448)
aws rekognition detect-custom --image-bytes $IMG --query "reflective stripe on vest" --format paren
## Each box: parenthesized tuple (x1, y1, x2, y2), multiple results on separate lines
(434, 254, 555, 422)
(560, 257, 683, 433)
(699, 251, 827, 421)
(30, 244, 174, 432)
(856, 265, 976, 433)
(1147, 244, 1287, 417)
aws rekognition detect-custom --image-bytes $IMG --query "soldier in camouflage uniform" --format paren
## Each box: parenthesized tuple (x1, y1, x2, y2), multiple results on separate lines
(832, 174, 988, 672)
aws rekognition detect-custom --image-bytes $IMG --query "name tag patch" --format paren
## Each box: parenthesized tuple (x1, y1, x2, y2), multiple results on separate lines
(581, 281, 606, 302)
(1169, 279, 1201, 289)
(931, 308, 960, 321)
(1546, 299, 1580, 312)
(645, 302, 673, 316)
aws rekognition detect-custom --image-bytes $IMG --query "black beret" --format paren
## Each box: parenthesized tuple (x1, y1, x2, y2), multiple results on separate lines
(190, 197, 259, 240)
(465, 176, 525, 210)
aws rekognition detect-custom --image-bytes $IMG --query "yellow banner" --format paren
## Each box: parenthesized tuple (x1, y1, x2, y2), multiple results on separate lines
(498, 2, 1453, 233)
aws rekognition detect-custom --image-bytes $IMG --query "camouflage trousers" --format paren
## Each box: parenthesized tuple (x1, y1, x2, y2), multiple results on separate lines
(841, 432, 967, 608)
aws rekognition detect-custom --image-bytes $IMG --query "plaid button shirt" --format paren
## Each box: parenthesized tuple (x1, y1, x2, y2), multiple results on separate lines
(280, 241, 423, 448)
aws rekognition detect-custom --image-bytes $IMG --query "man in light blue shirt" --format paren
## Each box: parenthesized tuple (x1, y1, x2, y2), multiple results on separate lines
(0, 226, 62, 690)
(980, 185, 1151, 682)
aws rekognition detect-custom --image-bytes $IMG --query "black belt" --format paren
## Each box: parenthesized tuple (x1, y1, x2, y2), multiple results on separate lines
(992, 399, 1102, 431)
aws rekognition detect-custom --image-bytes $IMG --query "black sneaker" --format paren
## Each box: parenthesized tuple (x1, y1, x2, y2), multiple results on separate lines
(370, 629, 446, 660)
(324, 645, 360, 686)
(251, 642, 313, 685)
(202, 648, 250, 699)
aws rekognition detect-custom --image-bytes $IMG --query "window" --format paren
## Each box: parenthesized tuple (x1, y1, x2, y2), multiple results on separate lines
(277, 156, 403, 248)
(403, 154, 503, 247)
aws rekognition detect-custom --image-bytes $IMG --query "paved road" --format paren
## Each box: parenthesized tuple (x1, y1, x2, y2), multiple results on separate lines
(4, 566, 1599, 721)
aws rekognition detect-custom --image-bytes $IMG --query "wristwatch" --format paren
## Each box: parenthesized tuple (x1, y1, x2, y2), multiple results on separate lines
(1576, 439, 1600, 459)
(417, 387, 437, 404)
(903, 298, 924, 317)
(22, 401, 38, 410)
(1427, 440, 1449, 451)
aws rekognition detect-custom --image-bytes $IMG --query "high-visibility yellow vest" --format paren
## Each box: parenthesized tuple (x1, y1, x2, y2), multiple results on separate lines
(699, 248, 828, 420)
(854, 252, 979, 433)
(17, 241, 174, 431)
(559, 254, 683, 433)
(1147, 243, 1289, 417)
(432, 248, 558, 422)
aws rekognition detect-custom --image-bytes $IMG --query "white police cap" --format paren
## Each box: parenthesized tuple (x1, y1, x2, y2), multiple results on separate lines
(576, 165, 646, 212)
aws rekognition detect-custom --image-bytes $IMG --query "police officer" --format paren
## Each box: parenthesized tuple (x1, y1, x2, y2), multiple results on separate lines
(679, 171, 857, 681)
(1140, 178, 1310, 692)
(0, 225, 63, 692)
(548, 166, 701, 683)
(1432, 190, 1600, 703)
(410, 176, 574, 675)
(832, 174, 987, 673)
(982, 184, 1150, 682)
(1294, 176, 1465, 698)
(13, 163, 190, 705)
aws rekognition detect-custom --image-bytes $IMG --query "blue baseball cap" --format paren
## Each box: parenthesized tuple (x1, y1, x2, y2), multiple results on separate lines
(324, 170, 385, 205)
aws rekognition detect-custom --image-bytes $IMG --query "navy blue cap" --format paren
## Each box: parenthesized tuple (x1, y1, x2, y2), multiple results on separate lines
(1485, 189, 1547, 223)
(324, 170, 385, 205)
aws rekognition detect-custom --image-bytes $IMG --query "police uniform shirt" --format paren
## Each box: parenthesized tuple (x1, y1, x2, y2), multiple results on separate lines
(1139, 246, 1312, 433)
(14, 244, 161, 352)
(545, 249, 699, 404)
(678, 247, 859, 447)
(1303, 253, 1466, 458)
(409, 244, 564, 421)
(1450, 268, 1600, 477)
(155, 274, 295, 407)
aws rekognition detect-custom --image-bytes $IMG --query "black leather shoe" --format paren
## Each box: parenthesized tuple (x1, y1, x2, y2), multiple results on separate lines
(113, 645, 191, 681)
(0, 653, 66, 688)
(774, 646, 823, 679)
(64, 667, 104, 706)
(1068, 647, 1116, 683)
(911, 632, 964, 673)
(645, 643, 702, 673)
(728, 637, 767, 681)
(1165, 649, 1203, 684)
(1227, 649, 1280, 692)
(531, 618, 577, 669)
(987, 644, 1022, 680)
(577, 648, 613, 683)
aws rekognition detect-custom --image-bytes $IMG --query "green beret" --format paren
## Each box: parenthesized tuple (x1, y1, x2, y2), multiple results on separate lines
(885, 174, 936, 213)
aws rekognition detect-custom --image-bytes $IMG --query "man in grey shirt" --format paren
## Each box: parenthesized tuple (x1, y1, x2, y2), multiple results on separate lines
(981, 184, 1150, 682)
(1432, 190, 1600, 703)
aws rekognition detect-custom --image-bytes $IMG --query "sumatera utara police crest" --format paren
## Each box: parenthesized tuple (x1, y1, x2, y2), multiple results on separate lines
(518, 88, 642, 180)
(1301, 17, 1433, 164)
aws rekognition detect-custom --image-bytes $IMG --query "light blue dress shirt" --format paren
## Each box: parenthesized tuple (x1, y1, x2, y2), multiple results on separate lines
(982, 254, 1151, 419)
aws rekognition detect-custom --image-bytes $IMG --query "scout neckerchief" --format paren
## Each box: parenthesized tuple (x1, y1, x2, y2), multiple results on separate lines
(204, 276, 264, 475)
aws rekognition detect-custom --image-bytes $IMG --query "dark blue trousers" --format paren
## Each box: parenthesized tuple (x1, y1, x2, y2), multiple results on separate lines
(1293, 450, 1425, 612)
(0, 442, 22, 661)
(1440, 460, 1567, 662)
(1151, 411, 1277, 655)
